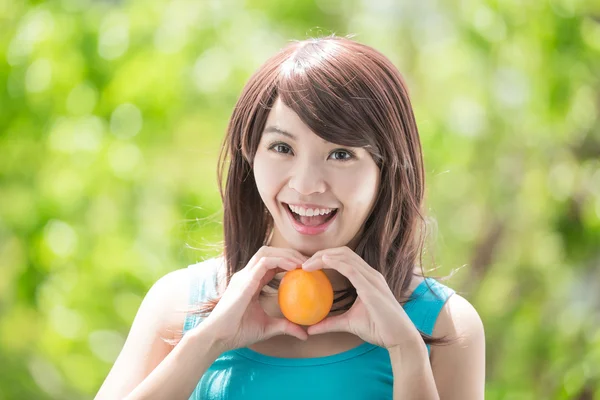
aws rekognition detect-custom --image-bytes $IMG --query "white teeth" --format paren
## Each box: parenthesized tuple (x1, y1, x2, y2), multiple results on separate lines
(288, 204, 336, 217)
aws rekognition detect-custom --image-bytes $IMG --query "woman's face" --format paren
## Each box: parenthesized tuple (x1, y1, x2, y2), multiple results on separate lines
(253, 97, 381, 258)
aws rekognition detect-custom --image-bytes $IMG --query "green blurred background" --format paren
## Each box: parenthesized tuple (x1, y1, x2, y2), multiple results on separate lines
(1, 0, 599, 398)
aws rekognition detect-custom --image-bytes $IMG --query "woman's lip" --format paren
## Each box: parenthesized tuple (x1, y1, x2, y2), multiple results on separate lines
(282, 202, 339, 235)
(286, 203, 339, 210)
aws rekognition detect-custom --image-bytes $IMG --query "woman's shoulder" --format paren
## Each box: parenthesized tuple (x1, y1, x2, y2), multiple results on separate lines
(186, 255, 228, 295)
(151, 256, 226, 343)
(186, 255, 226, 278)
(407, 266, 455, 299)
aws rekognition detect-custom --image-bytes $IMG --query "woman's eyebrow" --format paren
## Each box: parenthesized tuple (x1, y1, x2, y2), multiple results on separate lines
(263, 126, 329, 144)
(263, 126, 297, 140)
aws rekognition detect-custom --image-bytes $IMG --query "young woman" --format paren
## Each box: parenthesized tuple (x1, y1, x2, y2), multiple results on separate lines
(96, 35, 486, 400)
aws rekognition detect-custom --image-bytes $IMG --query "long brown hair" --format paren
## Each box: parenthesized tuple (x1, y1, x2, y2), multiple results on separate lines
(170, 34, 458, 348)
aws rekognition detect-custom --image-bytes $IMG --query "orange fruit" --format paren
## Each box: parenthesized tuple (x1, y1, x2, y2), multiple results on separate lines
(278, 268, 334, 326)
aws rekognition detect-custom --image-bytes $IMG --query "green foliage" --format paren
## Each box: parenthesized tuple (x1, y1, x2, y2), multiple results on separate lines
(1, 0, 599, 398)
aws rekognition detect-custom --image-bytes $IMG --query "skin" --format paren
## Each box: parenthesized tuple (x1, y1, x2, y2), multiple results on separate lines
(247, 96, 387, 355)
(252, 96, 381, 292)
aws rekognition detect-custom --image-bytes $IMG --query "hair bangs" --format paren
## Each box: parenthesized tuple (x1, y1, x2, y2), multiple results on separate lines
(275, 42, 384, 166)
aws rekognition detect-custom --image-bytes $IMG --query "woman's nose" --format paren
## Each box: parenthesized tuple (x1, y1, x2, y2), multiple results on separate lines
(287, 161, 327, 195)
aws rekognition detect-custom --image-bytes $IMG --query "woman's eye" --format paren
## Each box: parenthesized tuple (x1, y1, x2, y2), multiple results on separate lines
(268, 142, 354, 161)
(331, 150, 352, 161)
(271, 143, 292, 154)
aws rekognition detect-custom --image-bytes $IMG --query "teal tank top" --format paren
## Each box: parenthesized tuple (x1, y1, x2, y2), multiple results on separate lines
(182, 257, 455, 400)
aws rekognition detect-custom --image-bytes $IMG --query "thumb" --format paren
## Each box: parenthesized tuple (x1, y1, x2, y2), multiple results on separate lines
(264, 317, 308, 341)
(306, 314, 350, 336)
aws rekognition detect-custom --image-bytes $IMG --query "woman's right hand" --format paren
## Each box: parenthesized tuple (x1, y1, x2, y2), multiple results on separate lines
(199, 246, 309, 352)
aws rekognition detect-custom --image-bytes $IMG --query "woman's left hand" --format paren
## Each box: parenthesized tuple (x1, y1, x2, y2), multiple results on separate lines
(301, 246, 421, 350)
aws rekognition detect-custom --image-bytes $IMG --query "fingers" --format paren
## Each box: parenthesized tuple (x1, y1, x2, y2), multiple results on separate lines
(303, 255, 373, 294)
(232, 246, 308, 305)
(306, 314, 350, 336)
(250, 246, 308, 269)
(253, 257, 298, 289)
(253, 256, 299, 274)
(244, 247, 307, 290)
(264, 317, 308, 341)
(303, 250, 386, 292)
(241, 257, 299, 299)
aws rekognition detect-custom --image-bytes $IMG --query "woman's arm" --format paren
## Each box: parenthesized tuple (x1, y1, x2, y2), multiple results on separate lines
(95, 268, 221, 400)
(429, 294, 486, 399)
(124, 323, 224, 400)
(389, 339, 439, 400)
(96, 249, 308, 400)
(389, 293, 486, 400)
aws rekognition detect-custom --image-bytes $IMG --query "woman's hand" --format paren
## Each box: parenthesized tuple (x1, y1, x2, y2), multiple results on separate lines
(301, 246, 421, 350)
(201, 246, 309, 352)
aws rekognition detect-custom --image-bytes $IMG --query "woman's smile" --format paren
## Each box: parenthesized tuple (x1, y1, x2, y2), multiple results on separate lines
(281, 202, 340, 236)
